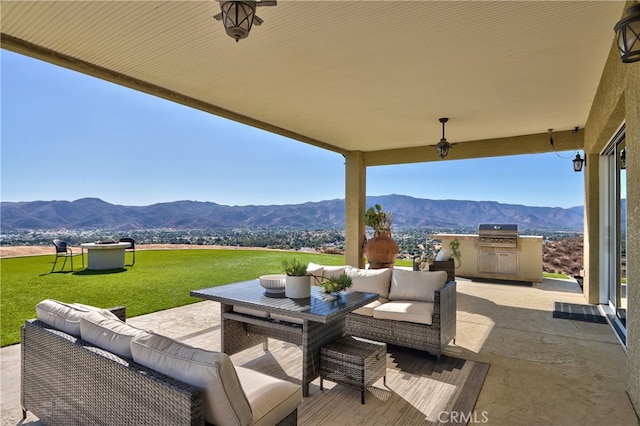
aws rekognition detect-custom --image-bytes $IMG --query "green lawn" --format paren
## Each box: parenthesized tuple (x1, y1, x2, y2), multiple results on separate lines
(0, 249, 348, 347)
(543, 272, 571, 279)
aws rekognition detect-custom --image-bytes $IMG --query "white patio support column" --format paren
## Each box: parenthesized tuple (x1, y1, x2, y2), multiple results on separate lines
(582, 147, 600, 305)
(344, 150, 366, 268)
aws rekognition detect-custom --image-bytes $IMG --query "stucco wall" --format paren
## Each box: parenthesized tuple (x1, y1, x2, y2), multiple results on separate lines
(623, 62, 640, 415)
(584, 24, 640, 414)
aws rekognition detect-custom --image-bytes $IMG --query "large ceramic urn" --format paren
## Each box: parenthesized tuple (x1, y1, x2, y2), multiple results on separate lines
(364, 231, 399, 269)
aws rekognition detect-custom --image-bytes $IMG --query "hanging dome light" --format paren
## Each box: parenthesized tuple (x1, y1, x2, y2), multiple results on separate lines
(219, 1, 257, 42)
(614, 1, 640, 63)
(436, 118, 451, 159)
(214, 0, 277, 42)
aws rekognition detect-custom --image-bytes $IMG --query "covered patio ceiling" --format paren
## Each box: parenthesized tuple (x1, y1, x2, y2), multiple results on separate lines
(1, 1, 626, 161)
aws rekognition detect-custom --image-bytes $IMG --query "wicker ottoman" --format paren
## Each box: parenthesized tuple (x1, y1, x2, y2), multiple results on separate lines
(320, 335, 387, 404)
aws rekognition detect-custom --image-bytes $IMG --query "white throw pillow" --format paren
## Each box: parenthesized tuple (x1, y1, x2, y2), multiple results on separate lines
(345, 265, 393, 298)
(35, 299, 118, 337)
(80, 310, 149, 358)
(306, 262, 324, 275)
(306, 263, 345, 280)
(306, 263, 324, 285)
(131, 333, 253, 426)
(322, 265, 346, 279)
(389, 269, 447, 302)
(373, 301, 435, 325)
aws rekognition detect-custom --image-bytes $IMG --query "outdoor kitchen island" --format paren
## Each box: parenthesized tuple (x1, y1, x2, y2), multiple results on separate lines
(434, 224, 543, 283)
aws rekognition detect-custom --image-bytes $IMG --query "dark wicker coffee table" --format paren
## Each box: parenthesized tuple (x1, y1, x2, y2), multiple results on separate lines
(320, 335, 387, 404)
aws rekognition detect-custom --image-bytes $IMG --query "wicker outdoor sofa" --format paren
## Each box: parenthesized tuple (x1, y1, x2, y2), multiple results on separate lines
(308, 263, 456, 360)
(21, 301, 301, 426)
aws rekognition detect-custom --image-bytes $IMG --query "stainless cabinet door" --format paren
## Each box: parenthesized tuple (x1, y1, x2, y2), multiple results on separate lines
(497, 252, 517, 275)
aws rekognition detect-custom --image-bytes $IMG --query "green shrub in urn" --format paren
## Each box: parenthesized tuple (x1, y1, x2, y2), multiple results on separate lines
(363, 204, 398, 269)
(363, 204, 392, 235)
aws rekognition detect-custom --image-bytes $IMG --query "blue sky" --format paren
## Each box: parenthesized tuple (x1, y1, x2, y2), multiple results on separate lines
(1, 50, 584, 208)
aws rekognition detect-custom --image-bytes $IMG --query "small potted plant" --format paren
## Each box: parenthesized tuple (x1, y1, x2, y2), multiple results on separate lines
(363, 204, 399, 269)
(320, 273, 353, 295)
(282, 258, 311, 298)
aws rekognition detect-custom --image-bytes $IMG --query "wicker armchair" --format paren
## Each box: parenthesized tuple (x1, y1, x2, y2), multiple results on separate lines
(345, 280, 456, 360)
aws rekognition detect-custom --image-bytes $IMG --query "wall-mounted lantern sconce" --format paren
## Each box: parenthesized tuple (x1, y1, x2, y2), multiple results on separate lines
(614, 1, 640, 63)
(573, 152, 585, 172)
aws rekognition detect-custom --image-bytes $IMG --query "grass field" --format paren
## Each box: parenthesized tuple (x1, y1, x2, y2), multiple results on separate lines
(0, 249, 356, 347)
(2, 248, 559, 347)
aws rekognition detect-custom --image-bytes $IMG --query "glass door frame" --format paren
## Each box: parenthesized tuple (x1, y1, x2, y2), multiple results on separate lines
(600, 125, 627, 346)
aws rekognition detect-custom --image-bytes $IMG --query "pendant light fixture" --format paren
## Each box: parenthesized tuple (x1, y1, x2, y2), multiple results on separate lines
(436, 117, 451, 159)
(614, 1, 640, 63)
(214, 0, 277, 42)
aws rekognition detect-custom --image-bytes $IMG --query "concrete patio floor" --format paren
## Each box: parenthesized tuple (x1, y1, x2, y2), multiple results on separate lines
(2, 277, 638, 425)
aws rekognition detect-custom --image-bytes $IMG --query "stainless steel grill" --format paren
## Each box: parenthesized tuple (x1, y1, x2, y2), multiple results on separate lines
(478, 224, 518, 248)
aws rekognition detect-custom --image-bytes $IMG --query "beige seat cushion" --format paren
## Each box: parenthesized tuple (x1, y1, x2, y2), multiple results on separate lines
(80, 310, 148, 358)
(35, 299, 118, 337)
(373, 301, 435, 325)
(345, 266, 393, 298)
(270, 313, 304, 324)
(351, 298, 389, 316)
(131, 333, 253, 426)
(389, 269, 447, 302)
(233, 306, 270, 318)
(235, 367, 301, 426)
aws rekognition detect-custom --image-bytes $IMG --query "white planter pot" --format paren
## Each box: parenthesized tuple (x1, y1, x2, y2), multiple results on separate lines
(285, 275, 311, 298)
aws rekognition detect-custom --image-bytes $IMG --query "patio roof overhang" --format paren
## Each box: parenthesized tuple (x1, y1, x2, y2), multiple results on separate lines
(4, 2, 640, 415)
(1, 1, 626, 161)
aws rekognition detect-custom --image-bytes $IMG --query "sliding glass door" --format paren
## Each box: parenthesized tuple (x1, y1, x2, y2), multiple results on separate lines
(603, 128, 627, 345)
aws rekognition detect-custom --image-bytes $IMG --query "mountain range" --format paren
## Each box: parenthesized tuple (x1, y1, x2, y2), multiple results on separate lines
(0, 195, 584, 232)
